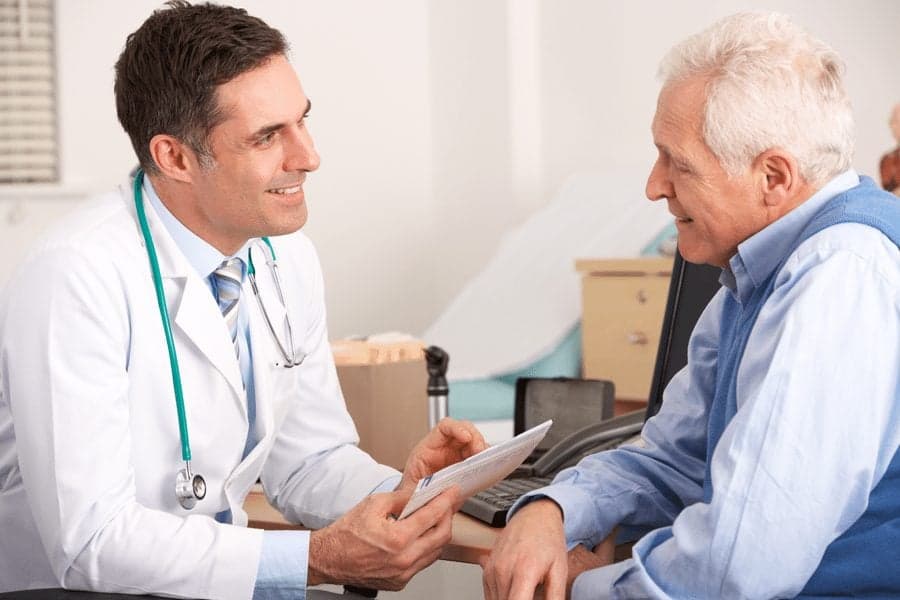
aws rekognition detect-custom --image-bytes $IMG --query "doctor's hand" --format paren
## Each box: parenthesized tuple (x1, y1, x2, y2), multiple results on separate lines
(398, 417, 487, 494)
(307, 485, 459, 591)
(481, 499, 568, 600)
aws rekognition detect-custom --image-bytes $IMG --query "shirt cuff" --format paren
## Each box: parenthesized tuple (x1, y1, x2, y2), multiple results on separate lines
(254, 530, 310, 600)
(371, 474, 402, 494)
(571, 559, 634, 600)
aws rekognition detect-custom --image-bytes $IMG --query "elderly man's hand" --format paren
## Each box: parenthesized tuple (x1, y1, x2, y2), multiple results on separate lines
(481, 499, 568, 600)
(307, 486, 460, 591)
(483, 500, 617, 600)
(528, 544, 617, 600)
(560, 538, 616, 598)
(398, 417, 487, 496)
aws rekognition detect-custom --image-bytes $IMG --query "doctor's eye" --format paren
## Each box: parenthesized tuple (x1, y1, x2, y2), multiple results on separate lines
(256, 131, 277, 147)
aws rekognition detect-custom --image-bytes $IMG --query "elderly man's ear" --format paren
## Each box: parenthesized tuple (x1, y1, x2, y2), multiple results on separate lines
(755, 149, 803, 208)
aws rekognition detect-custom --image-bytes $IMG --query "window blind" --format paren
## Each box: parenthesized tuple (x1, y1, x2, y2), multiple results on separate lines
(0, 0, 57, 184)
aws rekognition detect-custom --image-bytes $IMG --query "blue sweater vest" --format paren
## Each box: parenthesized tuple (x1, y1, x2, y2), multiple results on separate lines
(701, 177, 900, 597)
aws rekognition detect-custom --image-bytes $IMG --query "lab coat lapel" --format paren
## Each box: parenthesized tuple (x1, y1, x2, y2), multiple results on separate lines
(172, 276, 247, 406)
(127, 183, 247, 407)
(223, 293, 279, 504)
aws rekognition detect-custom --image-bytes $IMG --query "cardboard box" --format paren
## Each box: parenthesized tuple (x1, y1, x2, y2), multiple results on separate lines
(333, 341, 430, 471)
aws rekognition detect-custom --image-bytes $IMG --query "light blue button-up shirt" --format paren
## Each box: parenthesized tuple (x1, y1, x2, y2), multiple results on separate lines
(513, 170, 900, 598)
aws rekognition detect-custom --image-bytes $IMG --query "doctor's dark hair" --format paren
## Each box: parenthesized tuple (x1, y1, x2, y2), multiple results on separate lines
(114, 1, 288, 174)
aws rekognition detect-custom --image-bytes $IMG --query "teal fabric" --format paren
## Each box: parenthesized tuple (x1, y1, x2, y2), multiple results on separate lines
(449, 324, 581, 421)
(496, 323, 583, 386)
(640, 223, 677, 256)
(449, 223, 677, 422)
(448, 379, 517, 421)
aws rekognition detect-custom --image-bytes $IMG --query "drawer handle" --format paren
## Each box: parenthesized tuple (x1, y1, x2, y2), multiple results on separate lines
(636, 289, 648, 304)
(627, 331, 648, 345)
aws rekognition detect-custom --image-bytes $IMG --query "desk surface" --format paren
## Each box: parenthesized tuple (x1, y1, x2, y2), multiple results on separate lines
(244, 490, 499, 565)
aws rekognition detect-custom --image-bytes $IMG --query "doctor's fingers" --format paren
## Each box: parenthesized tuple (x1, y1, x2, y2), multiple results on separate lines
(436, 418, 488, 455)
(361, 487, 415, 522)
(382, 543, 445, 592)
(397, 508, 454, 569)
(375, 506, 452, 590)
(398, 486, 460, 537)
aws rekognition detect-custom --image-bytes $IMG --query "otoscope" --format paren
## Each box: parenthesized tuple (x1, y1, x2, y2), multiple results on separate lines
(424, 346, 449, 428)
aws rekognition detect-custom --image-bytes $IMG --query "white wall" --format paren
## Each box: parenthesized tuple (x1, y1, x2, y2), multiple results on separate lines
(1, 1, 898, 339)
(537, 0, 900, 206)
(51, 0, 437, 337)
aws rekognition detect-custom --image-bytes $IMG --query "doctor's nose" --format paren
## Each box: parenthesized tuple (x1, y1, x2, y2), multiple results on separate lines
(284, 127, 321, 173)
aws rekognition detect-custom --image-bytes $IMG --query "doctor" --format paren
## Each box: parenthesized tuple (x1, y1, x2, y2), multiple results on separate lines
(0, 2, 485, 599)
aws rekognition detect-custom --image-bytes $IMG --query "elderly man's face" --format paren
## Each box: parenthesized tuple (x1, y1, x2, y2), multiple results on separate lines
(645, 77, 768, 267)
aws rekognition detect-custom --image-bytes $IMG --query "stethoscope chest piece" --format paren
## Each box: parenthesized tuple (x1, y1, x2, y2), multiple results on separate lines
(175, 466, 207, 510)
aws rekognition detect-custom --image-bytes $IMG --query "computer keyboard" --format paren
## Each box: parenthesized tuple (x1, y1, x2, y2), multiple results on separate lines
(461, 420, 645, 527)
(461, 475, 553, 527)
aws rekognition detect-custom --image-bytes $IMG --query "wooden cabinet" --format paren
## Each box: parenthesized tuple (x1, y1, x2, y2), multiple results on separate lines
(576, 258, 673, 412)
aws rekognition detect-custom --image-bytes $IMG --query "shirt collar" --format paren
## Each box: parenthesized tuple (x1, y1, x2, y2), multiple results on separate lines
(725, 169, 859, 302)
(143, 176, 251, 279)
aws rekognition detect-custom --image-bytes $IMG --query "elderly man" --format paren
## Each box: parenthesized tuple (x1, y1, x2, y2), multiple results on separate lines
(483, 12, 900, 600)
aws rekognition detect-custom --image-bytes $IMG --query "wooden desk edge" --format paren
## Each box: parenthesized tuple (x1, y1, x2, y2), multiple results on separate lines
(244, 491, 500, 564)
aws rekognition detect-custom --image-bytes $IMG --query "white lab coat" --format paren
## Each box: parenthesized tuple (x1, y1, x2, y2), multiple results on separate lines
(0, 181, 398, 598)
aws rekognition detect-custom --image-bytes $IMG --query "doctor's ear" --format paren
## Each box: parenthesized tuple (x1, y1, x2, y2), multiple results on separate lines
(148, 134, 202, 184)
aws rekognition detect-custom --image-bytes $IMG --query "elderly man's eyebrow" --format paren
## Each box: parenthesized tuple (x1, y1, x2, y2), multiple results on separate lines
(654, 142, 673, 157)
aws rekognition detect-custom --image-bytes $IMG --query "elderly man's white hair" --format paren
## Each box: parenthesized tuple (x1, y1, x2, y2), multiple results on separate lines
(659, 12, 855, 185)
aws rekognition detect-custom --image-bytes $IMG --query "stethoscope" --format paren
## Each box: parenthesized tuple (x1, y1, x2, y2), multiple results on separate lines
(132, 169, 304, 510)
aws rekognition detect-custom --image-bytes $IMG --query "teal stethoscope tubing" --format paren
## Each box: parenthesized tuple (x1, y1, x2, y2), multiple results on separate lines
(133, 169, 192, 463)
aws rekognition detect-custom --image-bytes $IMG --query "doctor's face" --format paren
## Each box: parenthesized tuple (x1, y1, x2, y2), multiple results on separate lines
(187, 54, 320, 254)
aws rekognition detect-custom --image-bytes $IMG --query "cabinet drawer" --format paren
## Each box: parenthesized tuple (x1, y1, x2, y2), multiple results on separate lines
(578, 258, 672, 402)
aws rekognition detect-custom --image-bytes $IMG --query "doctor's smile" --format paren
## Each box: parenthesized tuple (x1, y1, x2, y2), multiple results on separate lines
(267, 183, 304, 195)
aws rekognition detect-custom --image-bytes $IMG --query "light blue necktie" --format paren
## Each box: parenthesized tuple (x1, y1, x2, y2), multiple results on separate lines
(212, 257, 243, 363)
(212, 258, 249, 525)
